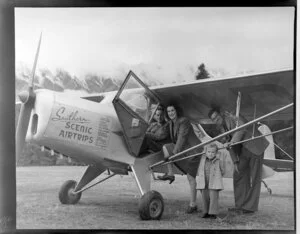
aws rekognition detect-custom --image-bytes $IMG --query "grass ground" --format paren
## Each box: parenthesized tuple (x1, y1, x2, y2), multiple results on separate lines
(16, 166, 295, 230)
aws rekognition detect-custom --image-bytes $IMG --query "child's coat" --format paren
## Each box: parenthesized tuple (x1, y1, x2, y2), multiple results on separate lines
(197, 153, 225, 190)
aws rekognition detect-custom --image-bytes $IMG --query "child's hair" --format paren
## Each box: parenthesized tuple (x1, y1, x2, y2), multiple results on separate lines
(207, 143, 218, 152)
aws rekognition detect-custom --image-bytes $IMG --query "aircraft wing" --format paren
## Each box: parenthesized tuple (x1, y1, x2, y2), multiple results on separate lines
(150, 69, 294, 123)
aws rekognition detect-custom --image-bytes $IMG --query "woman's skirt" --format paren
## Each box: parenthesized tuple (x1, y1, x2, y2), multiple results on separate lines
(163, 143, 201, 178)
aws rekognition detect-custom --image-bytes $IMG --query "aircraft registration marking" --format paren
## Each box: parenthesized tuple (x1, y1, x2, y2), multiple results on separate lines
(45, 103, 112, 150)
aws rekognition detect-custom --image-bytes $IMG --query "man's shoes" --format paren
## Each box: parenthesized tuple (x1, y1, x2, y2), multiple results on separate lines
(201, 213, 217, 219)
(157, 174, 175, 184)
(186, 205, 198, 214)
(241, 209, 255, 214)
(228, 207, 255, 214)
(201, 213, 210, 218)
(228, 207, 242, 212)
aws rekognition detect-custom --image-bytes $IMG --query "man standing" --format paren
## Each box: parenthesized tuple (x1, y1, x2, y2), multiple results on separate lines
(208, 108, 269, 213)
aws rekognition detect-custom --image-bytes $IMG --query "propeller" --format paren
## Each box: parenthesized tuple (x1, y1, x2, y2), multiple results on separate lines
(16, 32, 42, 161)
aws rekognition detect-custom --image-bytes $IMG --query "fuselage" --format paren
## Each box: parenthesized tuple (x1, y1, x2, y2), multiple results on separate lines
(25, 89, 136, 166)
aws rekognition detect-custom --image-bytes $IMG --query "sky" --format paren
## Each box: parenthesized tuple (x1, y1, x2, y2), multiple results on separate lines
(15, 7, 295, 83)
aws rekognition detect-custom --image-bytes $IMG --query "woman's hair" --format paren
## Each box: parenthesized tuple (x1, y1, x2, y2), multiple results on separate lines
(156, 104, 164, 111)
(150, 104, 166, 123)
(165, 100, 183, 120)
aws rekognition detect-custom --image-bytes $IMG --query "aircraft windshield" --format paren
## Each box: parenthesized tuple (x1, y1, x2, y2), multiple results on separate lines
(118, 74, 159, 123)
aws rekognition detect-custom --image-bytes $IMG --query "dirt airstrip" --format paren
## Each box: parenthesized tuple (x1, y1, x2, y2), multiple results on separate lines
(16, 166, 294, 230)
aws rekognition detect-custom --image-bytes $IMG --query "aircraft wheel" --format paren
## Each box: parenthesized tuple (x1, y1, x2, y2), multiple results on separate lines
(59, 180, 82, 204)
(138, 190, 164, 220)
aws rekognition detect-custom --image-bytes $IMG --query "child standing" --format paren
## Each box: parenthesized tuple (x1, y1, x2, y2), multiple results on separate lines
(197, 143, 225, 219)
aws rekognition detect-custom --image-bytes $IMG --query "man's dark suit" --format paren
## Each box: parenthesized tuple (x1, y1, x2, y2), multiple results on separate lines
(220, 112, 269, 212)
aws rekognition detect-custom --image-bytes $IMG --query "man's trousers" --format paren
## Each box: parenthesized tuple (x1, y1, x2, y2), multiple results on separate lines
(233, 147, 263, 211)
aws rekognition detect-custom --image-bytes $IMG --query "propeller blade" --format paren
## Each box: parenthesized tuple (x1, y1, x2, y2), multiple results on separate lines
(16, 32, 42, 162)
(16, 100, 34, 161)
(31, 32, 42, 88)
(16, 84, 36, 162)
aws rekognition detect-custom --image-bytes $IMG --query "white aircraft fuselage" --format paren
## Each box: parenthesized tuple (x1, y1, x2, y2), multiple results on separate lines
(26, 89, 136, 166)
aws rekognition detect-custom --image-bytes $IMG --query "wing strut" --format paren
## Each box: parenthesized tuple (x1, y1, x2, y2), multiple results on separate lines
(272, 140, 294, 160)
(252, 104, 257, 137)
(149, 103, 293, 170)
(158, 126, 293, 167)
(235, 91, 241, 127)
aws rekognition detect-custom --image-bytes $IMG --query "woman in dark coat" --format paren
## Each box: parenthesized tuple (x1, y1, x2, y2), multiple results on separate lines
(158, 101, 202, 213)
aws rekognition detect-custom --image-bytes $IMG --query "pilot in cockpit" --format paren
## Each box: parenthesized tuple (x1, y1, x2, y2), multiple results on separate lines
(143, 105, 171, 153)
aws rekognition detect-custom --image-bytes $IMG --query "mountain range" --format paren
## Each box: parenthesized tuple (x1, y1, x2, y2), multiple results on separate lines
(15, 63, 124, 97)
(16, 62, 244, 99)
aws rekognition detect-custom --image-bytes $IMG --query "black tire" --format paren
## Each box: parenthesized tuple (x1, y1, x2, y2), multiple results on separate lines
(138, 190, 164, 220)
(59, 180, 82, 204)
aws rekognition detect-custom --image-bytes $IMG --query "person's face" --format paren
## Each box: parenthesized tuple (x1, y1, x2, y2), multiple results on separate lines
(153, 110, 163, 123)
(210, 111, 223, 125)
(206, 147, 217, 159)
(167, 106, 177, 121)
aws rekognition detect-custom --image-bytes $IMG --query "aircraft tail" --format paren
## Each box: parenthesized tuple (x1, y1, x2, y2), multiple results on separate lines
(258, 124, 276, 160)
(258, 124, 277, 178)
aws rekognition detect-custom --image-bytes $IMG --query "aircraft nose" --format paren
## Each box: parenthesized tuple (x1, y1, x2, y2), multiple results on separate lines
(18, 91, 29, 103)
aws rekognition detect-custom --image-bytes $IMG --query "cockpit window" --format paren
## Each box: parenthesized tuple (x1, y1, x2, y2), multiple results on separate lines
(118, 77, 159, 122)
(112, 70, 161, 157)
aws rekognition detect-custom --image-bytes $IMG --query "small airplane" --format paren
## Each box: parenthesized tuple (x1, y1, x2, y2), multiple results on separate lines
(16, 34, 294, 220)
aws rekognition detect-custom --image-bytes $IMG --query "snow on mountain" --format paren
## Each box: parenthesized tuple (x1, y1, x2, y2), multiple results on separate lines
(15, 61, 31, 82)
(208, 67, 257, 79)
(84, 74, 104, 93)
(119, 63, 198, 86)
(208, 67, 231, 78)
(15, 63, 123, 95)
(16, 62, 242, 96)
(101, 77, 121, 92)
(73, 76, 89, 92)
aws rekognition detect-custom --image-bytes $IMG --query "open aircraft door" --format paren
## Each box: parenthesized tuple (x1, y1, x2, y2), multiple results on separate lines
(113, 71, 161, 157)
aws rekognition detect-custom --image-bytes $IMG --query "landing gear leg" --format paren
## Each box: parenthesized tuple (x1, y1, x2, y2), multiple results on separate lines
(58, 164, 106, 204)
(131, 162, 165, 220)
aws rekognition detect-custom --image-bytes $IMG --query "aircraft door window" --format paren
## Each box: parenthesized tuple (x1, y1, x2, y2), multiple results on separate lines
(118, 88, 158, 123)
(113, 71, 161, 157)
